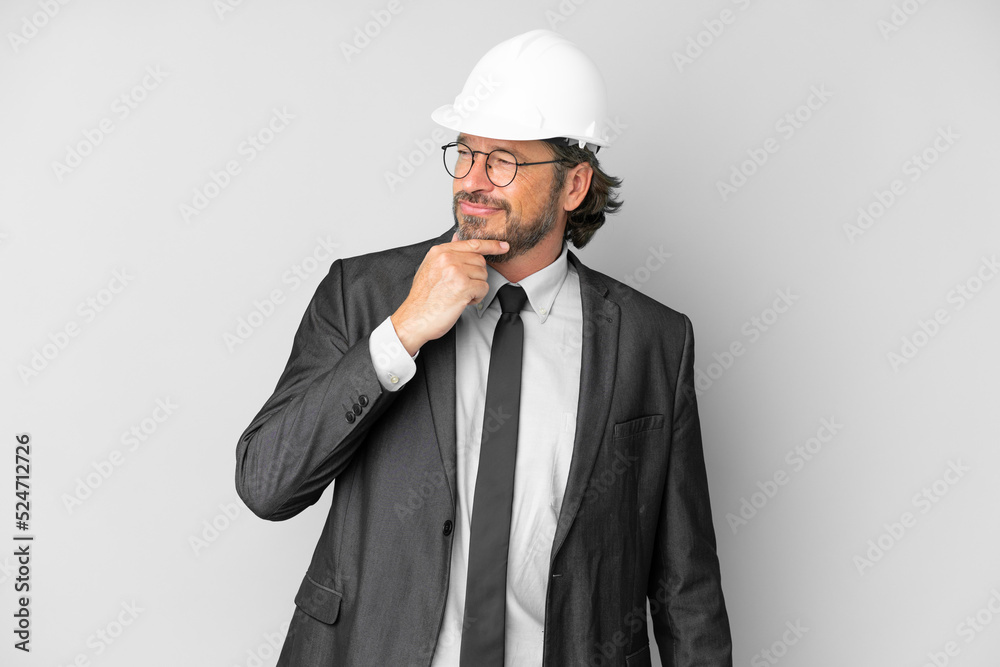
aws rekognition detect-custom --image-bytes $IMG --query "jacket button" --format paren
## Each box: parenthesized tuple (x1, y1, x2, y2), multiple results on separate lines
(352, 403, 362, 415)
(443, 520, 453, 536)
(358, 394, 369, 407)
(345, 411, 356, 423)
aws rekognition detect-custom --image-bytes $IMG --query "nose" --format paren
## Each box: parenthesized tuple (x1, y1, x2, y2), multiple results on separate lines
(459, 152, 496, 194)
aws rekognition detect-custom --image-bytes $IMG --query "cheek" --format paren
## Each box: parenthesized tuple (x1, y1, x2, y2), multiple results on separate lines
(507, 184, 541, 216)
(520, 177, 554, 211)
(518, 192, 547, 216)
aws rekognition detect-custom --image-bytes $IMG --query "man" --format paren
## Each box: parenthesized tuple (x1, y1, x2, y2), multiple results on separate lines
(236, 29, 732, 666)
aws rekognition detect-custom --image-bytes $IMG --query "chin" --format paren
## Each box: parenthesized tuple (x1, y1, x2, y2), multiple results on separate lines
(483, 251, 513, 264)
(457, 217, 504, 242)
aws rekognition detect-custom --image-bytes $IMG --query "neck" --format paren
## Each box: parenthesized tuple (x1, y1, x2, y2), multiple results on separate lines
(488, 229, 564, 284)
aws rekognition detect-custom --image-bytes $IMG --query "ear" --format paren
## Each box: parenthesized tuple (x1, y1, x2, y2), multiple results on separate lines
(562, 162, 594, 213)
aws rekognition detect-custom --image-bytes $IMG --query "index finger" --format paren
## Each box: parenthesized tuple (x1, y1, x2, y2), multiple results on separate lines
(452, 237, 509, 255)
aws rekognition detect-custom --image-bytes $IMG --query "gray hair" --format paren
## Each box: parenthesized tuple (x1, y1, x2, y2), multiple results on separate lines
(544, 138, 624, 249)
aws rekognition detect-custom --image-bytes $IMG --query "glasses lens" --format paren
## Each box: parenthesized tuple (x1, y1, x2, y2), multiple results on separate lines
(486, 150, 517, 187)
(444, 143, 473, 179)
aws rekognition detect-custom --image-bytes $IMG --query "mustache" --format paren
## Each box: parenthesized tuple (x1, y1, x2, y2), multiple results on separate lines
(454, 191, 510, 213)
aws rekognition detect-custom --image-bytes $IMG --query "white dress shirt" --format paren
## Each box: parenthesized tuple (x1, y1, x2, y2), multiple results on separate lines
(368, 239, 583, 665)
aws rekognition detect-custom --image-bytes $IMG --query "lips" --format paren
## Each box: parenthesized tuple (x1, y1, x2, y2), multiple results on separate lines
(459, 201, 502, 216)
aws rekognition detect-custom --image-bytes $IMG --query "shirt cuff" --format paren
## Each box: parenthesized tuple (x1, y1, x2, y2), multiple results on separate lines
(369, 315, 418, 392)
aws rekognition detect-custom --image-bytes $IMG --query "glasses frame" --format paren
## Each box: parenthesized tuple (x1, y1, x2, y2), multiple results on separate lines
(441, 141, 571, 187)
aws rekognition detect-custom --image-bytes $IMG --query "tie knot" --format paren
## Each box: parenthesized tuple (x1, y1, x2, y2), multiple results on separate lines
(497, 284, 528, 314)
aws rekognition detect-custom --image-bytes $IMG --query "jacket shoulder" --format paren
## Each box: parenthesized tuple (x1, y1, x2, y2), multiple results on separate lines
(572, 253, 692, 340)
(339, 227, 453, 275)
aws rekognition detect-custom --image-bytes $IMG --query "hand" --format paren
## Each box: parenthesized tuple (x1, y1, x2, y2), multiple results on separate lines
(390, 233, 508, 356)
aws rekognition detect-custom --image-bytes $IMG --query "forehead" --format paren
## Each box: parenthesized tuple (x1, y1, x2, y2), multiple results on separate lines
(457, 133, 544, 157)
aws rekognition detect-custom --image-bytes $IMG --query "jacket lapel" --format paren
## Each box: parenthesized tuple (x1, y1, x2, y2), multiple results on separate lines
(549, 250, 619, 564)
(423, 325, 459, 507)
(420, 227, 460, 508)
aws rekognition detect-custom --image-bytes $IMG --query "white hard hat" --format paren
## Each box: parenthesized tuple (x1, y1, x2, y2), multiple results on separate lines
(431, 29, 609, 150)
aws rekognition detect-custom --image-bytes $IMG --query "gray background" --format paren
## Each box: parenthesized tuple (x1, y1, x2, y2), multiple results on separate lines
(2, 0, 999, 665)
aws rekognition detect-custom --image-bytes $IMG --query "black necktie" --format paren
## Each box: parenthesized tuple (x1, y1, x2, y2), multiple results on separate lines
(460, 283, 528, 667)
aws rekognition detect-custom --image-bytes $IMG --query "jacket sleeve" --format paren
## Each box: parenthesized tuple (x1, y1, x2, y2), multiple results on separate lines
(234, 258, 404, 521)
(648, 314, 733, 666)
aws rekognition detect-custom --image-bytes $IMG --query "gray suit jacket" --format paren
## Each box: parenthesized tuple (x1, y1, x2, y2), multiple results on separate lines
(235, 225, 732, 666)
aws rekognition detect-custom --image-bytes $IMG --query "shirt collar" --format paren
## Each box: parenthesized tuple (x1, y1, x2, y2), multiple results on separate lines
(473, 240, 569, 324)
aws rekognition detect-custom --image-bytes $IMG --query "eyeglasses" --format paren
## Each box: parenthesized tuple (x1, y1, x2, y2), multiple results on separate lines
(441, 141, 571, 187)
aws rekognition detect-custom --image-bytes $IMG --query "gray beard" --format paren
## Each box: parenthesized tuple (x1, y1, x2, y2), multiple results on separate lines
(452, 179, 565, 264)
